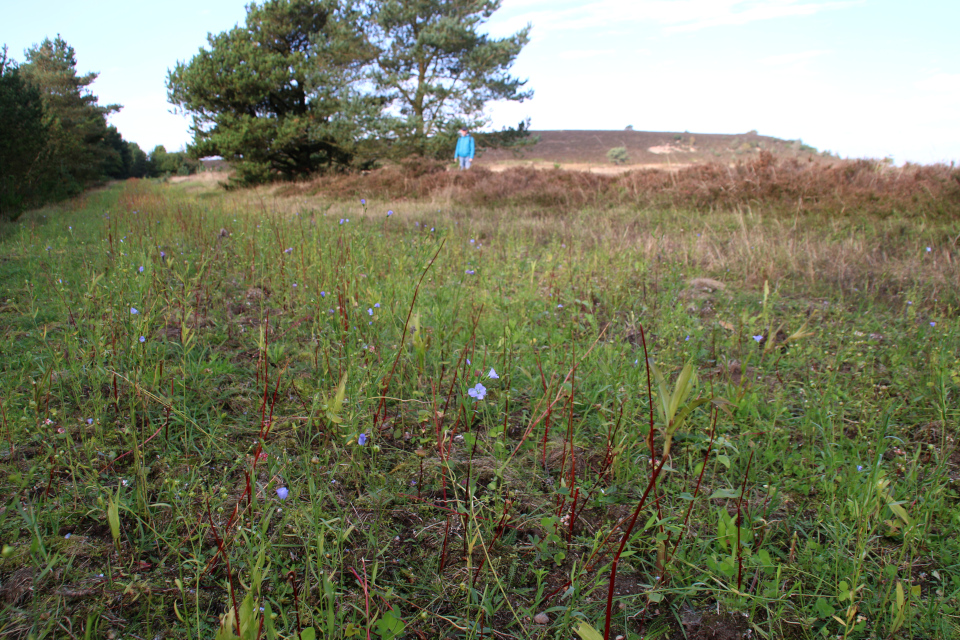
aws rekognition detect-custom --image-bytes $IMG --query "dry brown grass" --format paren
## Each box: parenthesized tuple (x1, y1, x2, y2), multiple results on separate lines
(285, 152, 960, 219)
(165, 154, 960, 305)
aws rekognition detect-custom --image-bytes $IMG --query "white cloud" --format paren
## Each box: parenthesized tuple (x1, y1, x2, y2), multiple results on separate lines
(760, 49, 830, 66)
(557, 48, 616, 61)
(494, 0, 861, 35)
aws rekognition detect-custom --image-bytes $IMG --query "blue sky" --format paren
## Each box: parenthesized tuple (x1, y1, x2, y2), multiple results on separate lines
(4, 0, 958, 164)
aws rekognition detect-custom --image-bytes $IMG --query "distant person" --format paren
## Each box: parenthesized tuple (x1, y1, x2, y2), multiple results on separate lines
(454, 128, 475, 170)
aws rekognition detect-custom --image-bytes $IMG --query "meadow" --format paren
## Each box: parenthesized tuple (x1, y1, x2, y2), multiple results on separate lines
(0, 165, 958, 640)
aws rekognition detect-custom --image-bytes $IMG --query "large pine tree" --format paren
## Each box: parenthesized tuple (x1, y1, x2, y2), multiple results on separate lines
(366, 0, 531, 157)
(0, 47, 47, 219)
(20, 35, 121, 199)
(168, 0, 379, 185)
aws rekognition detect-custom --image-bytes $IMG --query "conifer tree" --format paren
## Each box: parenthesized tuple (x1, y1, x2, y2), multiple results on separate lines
(365, 0, 531, 157)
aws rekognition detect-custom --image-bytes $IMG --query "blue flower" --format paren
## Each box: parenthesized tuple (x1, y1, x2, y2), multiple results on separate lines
(857, 465, 864, 472)
(358, 433, 368, 446)
(685, 335, 691, 341)
(138, 266, 144, 273)
(488, 368, 499, 379)
(753, 335, 763, 343)
(87, 418, 93, 425)
(470, 239, 475, 244)
(557, 304, 563, 308)
(930, 321, 936, 327)
(292, 283, 297, 288)
(368, 308, 373, 316)
(339, 219, 345, 224)
(276, 487, 289, 500)
(284, 247, 292, 254)
(466, 358, 471, 365)
(465, 269, 475, 275)
(387, 210, 393, 216)
(926, 247, 932, 252)
(374, 302, 380, 308)
(139, 336, 145, 343)
(361, 199, 366, 205)
(160, 251, 166, 258)
(131, 307, 139, 315)
(468, 383, 487, 400)
(320, 291, 326, 297)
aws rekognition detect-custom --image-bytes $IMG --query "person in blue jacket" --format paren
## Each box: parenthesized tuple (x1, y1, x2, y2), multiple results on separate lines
(454, 128, 475, 169)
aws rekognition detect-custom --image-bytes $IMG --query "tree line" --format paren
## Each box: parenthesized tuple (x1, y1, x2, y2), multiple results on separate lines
(0, 39, 202, 220)
(167, 0, 532, 185)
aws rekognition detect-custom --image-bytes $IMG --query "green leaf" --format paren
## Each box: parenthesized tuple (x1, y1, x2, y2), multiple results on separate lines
(815, 597, 835, 619)
(709, 488, 741, 500)
(575, 621, 604, 640)
(299, 628, 316, 640)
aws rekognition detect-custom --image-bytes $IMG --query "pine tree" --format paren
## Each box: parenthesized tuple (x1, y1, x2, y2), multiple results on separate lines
(20, 35, 121, 198)
(167, 0, 379, 184)
(366, 0, 531, 157)
(0, 46, 47, 219)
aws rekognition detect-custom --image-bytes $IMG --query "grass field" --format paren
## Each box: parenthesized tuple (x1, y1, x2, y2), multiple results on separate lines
(0, 175, 958, 640)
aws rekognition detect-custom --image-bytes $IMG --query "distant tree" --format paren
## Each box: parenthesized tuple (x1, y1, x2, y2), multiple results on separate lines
(20, 35, 122, 199)
(127, 142, 148, 178)
(0, 46, 47, 219)
(167, 0, 378, 184)
(365, 0, 532, 158)
(146, 145, 199, 177)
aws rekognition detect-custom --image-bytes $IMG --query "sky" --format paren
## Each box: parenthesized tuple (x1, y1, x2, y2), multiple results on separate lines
(4, 0, 959, 164)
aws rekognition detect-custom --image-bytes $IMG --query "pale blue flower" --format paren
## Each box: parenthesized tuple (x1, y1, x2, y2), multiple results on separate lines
(131, 307, 139, 315)
(468, 383, 487, 400)
(465, 269, 475, 275)
(320, 291, 326, 297)
(387, 210, 393, 216)
(753, 335, 763, 342)
(488, 368, 499, 379)
(138, 266, 144, 273)
(360, 199, 366, 205)
(139, 336, 145, 343)
(368, 308, 373, 316)
(374, 302, 380, 308)
(926, 247, 932, 252)
(857, 465, 864, 472)
(358, 433, 368, 446)
(930, 321, 936, 327)
(87, 418, 93, 425)
(276, 487, 289, 500)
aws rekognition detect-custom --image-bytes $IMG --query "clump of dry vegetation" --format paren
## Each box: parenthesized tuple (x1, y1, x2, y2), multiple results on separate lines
(292, 152, 960, 218)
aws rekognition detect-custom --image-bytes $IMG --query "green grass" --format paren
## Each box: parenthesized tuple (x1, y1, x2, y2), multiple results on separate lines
(0, 179, 958, 640)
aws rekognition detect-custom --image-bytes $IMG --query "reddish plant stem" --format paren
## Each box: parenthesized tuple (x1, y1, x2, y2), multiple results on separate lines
(603, 322, 657, 640)
(288, 569, 304, 639)
(206, 500, 241, 634)
(735, 450, 755, 592)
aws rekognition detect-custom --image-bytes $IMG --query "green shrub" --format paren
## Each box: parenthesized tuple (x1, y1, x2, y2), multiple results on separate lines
(606, 146, 629, 165)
